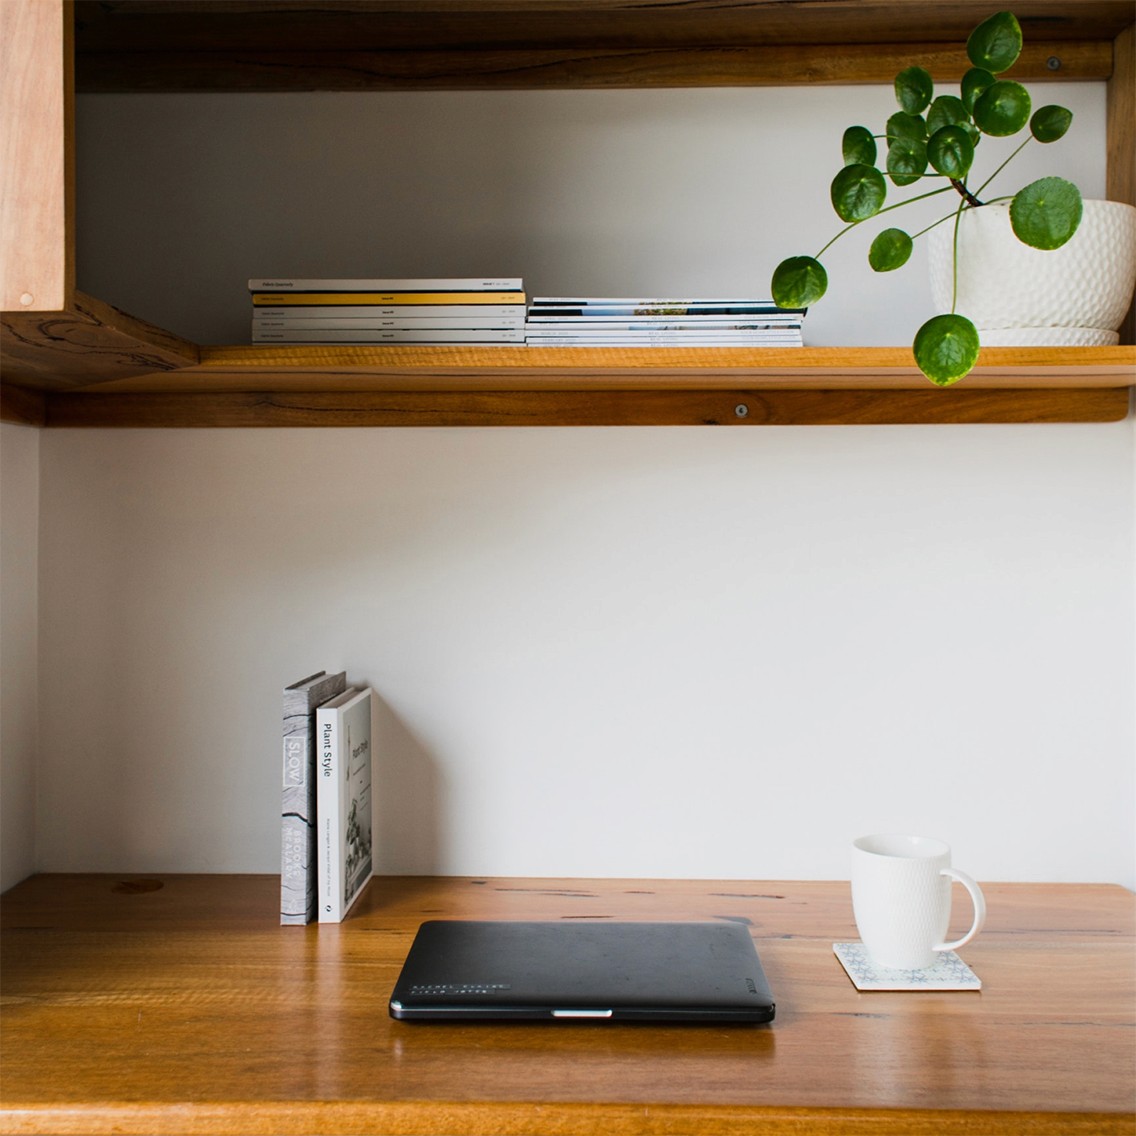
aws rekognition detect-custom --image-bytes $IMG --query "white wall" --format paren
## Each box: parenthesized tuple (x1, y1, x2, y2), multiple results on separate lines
(36, 424, 1135, 885)
(74, 86, 1107, 347)
(16, 84, 1136, 887)
(1, 423, 39, 891)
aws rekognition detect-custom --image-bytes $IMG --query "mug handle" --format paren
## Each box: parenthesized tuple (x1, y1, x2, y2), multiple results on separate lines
(934, 867, 987, 953)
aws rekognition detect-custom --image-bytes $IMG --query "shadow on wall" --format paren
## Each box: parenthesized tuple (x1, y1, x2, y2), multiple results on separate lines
(372, 692, 444, 875)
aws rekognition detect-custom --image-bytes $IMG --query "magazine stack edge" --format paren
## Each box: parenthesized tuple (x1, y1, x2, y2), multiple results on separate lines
(524, 296, 806, 346)
(250, 277, 526, 344)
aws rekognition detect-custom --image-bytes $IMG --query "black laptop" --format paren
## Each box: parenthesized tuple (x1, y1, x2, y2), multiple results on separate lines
(389, 919, 775, 1023)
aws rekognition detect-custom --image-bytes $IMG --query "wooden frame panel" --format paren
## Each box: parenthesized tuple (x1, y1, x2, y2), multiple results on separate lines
(73, 41, 1112, 92)
(0, 0, 72, 313)
(1108, 23, 1136, 343)
(42, 386, 1130, 427)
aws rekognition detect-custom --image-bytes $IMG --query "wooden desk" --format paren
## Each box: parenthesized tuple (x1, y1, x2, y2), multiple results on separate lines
(1, 875, 1133, 1135)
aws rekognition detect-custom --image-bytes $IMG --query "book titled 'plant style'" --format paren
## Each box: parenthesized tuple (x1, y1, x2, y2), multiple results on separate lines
(316, 687, 374, 922)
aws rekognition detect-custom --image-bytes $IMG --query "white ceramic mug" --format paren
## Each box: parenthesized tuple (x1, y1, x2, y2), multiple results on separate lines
(851, 834, 986, 970)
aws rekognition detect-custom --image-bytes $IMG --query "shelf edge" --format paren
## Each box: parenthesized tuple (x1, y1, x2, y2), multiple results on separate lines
(39, 387, 1131, 428)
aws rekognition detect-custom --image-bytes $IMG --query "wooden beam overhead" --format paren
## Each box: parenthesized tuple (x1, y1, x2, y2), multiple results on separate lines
(72, 0, 1133, 91)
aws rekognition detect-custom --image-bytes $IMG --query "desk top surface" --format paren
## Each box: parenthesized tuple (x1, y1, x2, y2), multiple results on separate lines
(1, 874, 1133, 1135)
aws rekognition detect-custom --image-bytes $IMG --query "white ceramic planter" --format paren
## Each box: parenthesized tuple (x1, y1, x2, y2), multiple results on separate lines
(928, 199, 1136, 346)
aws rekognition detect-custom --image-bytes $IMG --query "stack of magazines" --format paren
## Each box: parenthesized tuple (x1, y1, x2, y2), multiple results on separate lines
(249, 277, 527, 344)
(524, 297, 805, 346)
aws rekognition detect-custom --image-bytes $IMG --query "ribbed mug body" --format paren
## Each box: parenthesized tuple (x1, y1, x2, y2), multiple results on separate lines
(851, 834, 954, 970)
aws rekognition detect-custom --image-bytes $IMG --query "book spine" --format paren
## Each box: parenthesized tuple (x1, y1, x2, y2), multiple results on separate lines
(529, 297, 788, 307)
(525, 312, 799, 323)
(252, 328, 525, 343)
(280, 726, 312, 925)
(253, 304, 526, 319)
(281, 670, 346, 925)
(252, 291, 526, 305)
(523, 335, 803, 346)
(252, 316, 525, 330)
(317, 701, 346, 922)
(249, 277, 523, 292)
(524, 322, 802, 332)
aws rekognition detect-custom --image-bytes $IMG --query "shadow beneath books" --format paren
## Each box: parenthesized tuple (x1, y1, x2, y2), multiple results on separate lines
(372, 692, 444, 874)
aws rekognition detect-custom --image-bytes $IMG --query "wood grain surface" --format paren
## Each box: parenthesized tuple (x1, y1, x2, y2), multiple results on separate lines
(1, 292, 199, 391)
(73, 41, 1112, 93)
(2, 875, 1133, 1135)
(36, 386, 1131, 427)
(85, 345, 1136, 391)
(7, 345, 1133, 427)
(0, 0, 72, 313)
(70, 0, 1132, 92)
(1108, 22, 1136, 344)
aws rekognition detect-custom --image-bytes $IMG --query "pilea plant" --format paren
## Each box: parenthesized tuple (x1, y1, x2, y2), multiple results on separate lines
(770, 10, 1082, 386)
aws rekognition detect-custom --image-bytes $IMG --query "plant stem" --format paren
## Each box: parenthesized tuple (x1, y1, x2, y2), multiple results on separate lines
(911, 212, 958, 240)
(950, 197, 967, 314)
(951, 179, 984, 207)
(813, 183, 955, 257)
(974, 136, 1033, 199)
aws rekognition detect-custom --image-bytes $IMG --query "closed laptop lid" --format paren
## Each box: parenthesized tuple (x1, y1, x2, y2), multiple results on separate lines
(389, 919, 775, 1023)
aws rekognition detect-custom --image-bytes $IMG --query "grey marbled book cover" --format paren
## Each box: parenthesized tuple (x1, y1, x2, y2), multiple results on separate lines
(281, 669, 346, 924)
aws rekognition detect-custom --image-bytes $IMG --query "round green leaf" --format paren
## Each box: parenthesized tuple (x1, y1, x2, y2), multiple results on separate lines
(831, 163, 887, 222)
(1030, 104, 1073, 143)
(884, 112, 928, 186)
(926, 95, 969, 136)
(961, 67, 996, 113)
(895, 66, 934, 114)
(771, 256, 828, 308)
(1009, 176, 1083, 250)
(927, 124, 975, 177)
(868, 228, 913, 272)
(913, 313, 981, 386)
(842, 125, 877, 167)
(966, 10, 1023, 73)
(973, 80, 1032, 137)
(887, 111, 927, 142)
(886, 137, 928, 187)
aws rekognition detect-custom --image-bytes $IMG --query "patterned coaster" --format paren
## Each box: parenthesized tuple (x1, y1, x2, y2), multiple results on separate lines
(833, 942, 982, 990)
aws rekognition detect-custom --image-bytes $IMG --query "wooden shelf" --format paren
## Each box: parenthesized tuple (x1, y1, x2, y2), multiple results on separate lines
(4, 338, 1131, 427)
(3, 874, 1134, 1136)
(1, 2, 1132, 428)
(1, 287, 1131, 426)
(62, 344, 1136, 393)
(2, 335, 1131, 427)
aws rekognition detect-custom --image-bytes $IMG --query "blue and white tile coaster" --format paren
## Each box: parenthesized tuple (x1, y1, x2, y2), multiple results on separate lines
(833, 942, 982, 991)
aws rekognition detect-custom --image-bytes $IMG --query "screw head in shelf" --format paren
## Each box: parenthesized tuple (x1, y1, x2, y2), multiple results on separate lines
(19, 292, 34, 305)
(735, 403, 749, 418)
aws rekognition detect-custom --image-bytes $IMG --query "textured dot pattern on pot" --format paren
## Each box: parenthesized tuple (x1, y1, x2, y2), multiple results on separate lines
(928, 199, 1136, 346)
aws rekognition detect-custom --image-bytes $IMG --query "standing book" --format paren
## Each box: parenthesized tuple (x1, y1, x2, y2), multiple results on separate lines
(281, 669, 347, 925)
(317, 687, 374, 922)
